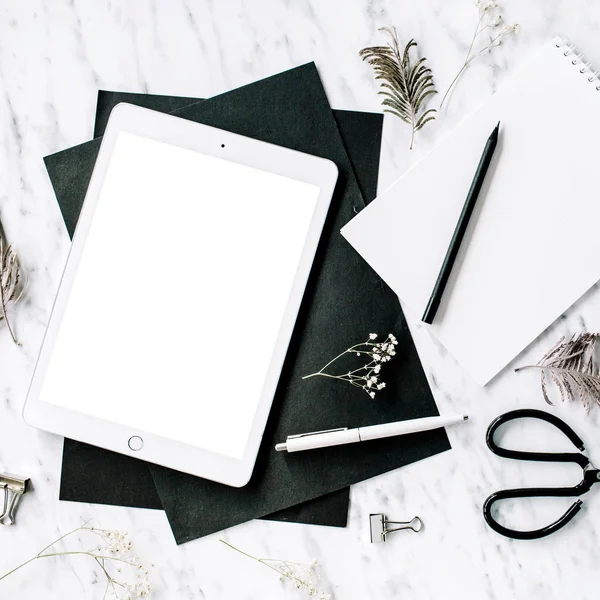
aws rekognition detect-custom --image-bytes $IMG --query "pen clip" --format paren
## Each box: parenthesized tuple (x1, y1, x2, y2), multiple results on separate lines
(288, 427, 348, 440)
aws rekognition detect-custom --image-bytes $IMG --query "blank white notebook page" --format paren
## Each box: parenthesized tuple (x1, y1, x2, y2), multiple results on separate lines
(39, 132, 320, 458)
(342, 40, 600, 385)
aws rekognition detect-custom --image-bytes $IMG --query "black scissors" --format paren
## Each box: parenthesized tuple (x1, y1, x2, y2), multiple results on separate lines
(483, 408, 600, 540)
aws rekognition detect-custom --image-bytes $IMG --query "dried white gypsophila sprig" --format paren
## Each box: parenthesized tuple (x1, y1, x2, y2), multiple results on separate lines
(440, 1, 520, 109)
(0, 236, 23, 345)
(220, 540, 331, 599)
(303, 333, 398, 399)
(0, 522, 152, 599)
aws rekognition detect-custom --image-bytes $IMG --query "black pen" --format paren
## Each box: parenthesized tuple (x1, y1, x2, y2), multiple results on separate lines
(421, 121, 500, 324)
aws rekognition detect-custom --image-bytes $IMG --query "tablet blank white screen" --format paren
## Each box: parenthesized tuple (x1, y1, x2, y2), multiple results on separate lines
(39, 132, 320, 459)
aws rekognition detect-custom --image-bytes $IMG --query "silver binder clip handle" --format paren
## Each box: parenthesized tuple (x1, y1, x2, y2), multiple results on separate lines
(369, 512, 423, 543)
(0, 473, 30, 526)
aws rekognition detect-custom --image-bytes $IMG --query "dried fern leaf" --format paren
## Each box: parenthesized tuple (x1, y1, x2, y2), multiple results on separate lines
(360, 27, 437, 149)
(515, 332, 600, 414)
(0, 237, 23, 345)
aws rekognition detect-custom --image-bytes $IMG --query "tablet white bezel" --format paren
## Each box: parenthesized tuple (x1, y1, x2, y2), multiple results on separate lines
(24, 103, 338, 487)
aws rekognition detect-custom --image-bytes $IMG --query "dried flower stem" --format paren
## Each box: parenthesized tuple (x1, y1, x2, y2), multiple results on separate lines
(303, 333, 398, 399)
(220, 540, 331, 599)
(440, 1, 519, 109)
(0, 523, 151, 599)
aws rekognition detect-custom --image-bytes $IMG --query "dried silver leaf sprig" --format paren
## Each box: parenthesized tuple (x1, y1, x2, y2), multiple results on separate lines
(360, 27, 437, 149)
(0, 236, 23, 345)
(515, 332, 600, 414)
(303, 333, 398, 399)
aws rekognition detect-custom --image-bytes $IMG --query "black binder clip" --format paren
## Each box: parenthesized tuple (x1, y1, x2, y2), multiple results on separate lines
(369, 513, 423, 542)
(0, 472, 30, 526)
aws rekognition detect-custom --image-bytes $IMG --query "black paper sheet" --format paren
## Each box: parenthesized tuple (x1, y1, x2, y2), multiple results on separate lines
(45, 63, 450, 544)
(56, 94, 377, 527)
(57, 92, 388, 527)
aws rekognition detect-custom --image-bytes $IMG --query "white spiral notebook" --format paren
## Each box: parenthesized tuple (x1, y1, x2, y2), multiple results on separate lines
(342, 38, 600, 385)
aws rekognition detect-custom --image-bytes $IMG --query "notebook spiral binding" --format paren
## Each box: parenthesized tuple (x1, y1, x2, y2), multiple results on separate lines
(554, 36, 600, 90)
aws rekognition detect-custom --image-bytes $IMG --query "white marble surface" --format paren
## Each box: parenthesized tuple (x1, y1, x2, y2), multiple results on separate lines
(2, 0, 600, 598)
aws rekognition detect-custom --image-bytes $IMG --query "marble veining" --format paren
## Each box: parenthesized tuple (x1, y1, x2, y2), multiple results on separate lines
(2, 0, 600, 598)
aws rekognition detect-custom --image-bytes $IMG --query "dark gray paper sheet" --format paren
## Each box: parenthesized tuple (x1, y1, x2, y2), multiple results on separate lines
(56, 94, 375, 527)
(45, 63, 450, 544)
(57, 92, 388, 527)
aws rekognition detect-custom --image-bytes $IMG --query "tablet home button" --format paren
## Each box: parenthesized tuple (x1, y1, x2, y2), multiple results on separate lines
(128, 435, 144, 451)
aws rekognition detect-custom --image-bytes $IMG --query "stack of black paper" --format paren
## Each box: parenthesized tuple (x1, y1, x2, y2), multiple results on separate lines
(44, 63, 450, 544)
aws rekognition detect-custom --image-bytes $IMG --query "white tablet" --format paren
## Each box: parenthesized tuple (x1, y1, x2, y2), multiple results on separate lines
(24, 103, 337, 487)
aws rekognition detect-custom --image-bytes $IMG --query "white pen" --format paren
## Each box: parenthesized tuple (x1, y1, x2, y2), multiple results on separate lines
(275, 414, 468, 453)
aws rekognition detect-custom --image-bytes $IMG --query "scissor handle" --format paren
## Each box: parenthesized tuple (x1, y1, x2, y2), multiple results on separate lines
(483, 488, 583, 540)
(484, 408, 597, 540)
(486, 409, 588, 468)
